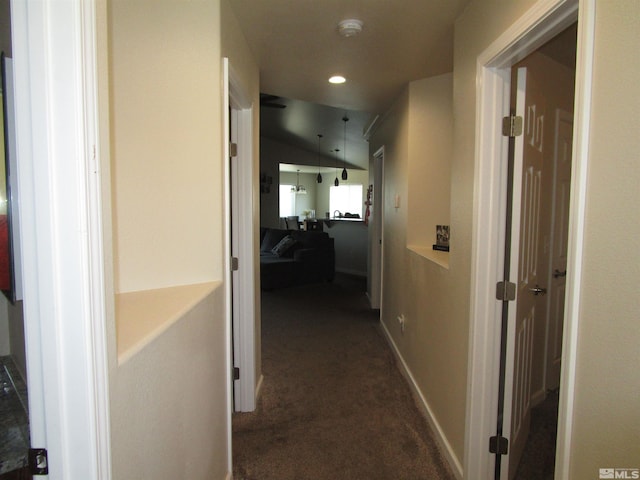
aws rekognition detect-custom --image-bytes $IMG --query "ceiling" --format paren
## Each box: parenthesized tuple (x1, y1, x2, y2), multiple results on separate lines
(229, 0, 470, 170)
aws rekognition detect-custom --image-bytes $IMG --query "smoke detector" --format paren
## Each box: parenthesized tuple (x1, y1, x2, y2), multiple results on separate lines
(337, 19, 363, 37)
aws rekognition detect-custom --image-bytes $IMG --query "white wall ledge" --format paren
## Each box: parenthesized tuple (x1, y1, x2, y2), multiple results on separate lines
(116, 281, 221, 364)
(407, 245, 450, 269)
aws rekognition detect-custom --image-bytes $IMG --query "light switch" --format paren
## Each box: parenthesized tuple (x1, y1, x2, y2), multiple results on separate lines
(394, 194, 400, 208)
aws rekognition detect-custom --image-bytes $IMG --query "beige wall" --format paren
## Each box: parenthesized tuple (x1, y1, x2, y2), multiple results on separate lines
(105, 1, 232, 479)
(110, 288, 228, 480)
(570, 0, 640, 476)
(407, 73, 453, 248)
(370, 77, 466, 467)
(109, 0, 223, 294)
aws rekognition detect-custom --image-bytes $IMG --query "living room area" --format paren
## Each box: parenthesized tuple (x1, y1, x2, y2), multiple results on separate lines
(258, 101, 371, 282)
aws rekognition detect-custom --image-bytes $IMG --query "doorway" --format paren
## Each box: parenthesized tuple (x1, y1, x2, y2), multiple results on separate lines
(224, 58, 258, 414)
(464, 0, 595, 478)
(500, 26, 577, 479)
(367, 146, 385, 310)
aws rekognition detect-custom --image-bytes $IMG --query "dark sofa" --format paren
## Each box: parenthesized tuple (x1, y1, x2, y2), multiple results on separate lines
(260, 227, 335, 290)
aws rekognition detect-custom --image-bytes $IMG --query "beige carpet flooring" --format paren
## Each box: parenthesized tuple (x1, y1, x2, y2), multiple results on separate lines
(232, 274, 455, 480)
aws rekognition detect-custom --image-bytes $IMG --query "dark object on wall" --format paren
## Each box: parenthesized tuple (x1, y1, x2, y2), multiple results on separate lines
(433, 224, 450, 252)
(259, 228, 335, 290)
(260, 172, 273, 194)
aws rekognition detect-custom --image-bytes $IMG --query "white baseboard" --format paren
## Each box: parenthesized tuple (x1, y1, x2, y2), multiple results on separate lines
(335, 267, 367, 277)
(379, 321, 464, 480)
(255, 373, 264, 404)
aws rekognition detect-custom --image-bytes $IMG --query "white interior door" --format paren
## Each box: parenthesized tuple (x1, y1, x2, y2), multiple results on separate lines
(503, 66, 546, 480)
(546, 109, 573, 391)
(368, 147, 384, 310)
(225, 59, 257, 413)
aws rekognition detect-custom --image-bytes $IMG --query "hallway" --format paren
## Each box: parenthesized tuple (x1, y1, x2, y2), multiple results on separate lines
(232, 274, 454, 480)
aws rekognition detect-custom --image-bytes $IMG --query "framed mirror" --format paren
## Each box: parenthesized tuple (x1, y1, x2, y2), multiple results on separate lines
(1, 51, 22, 303)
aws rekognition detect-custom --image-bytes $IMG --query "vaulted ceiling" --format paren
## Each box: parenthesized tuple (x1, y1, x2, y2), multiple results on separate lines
(229, 1, 470, 169)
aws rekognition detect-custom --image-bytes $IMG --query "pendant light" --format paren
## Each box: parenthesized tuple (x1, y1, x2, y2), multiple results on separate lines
(341, 116, 349, 181)
(316, 134, 323, 183)
(334, 148, 340, 186)
(291, 169, 307, 195)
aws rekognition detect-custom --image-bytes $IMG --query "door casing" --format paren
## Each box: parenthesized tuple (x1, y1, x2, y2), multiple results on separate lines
(10, 0, 112, 477)
(368, 146, 385, 310)
(226, 60, 259, 414)
(463, 0, 595, 478)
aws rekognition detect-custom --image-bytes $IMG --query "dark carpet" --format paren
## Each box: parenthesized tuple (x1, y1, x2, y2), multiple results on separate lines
(232, 274, 455, 480)
(514, 389, 559, 479)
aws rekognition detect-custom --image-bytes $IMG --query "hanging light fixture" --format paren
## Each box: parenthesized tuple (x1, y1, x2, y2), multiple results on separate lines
(342, 116, 349, 181)
(291, 169, 307, 195)
(316, 134, 323, 183)
(334, 149, 340, 186)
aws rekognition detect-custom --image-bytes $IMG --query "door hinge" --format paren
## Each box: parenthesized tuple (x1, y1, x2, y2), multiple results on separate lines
(496, 281, 516, 301)
(502, 115, 523, 137)
(29, 448, 48, 475)
(233, 367, 240, 380)
(231, 257, 239, 271)
(229, 142, 238, 157)
(489, 435, 509, 455)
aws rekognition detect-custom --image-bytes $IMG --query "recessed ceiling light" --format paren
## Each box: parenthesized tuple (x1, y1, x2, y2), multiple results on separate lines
(338, 19, 363, 37)
(329, 75, 346, 84)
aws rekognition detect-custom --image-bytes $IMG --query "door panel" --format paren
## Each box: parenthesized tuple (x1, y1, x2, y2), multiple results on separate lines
(503, 65, 546, 480)
(546, 110, 573, 390)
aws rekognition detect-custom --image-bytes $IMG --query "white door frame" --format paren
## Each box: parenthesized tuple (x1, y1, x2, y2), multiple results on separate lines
(368, 146, 385, 310)
(225, 59, 258, 413)
(463, 0, 594, 478)
(11, 0, 111, 478)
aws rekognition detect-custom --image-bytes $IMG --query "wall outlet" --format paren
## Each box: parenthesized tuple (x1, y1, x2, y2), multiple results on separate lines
(397, 314, 406, 333)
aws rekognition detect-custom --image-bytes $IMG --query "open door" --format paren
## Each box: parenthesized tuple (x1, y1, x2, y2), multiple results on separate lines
(224, 58, 258, 413)
(502, 65, 544, 479)
(499, 45, 575, 479)
(367, 147, 384, 310)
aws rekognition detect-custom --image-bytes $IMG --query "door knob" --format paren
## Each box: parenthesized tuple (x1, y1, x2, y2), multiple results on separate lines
(529, 285, 547, 296)
(553, 269, 567, 278)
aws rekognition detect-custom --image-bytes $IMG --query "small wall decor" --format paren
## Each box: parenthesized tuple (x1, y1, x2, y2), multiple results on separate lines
(364, 184, 372, 226)
(433, 225, 450, 252)
(260, 172, 273, 194)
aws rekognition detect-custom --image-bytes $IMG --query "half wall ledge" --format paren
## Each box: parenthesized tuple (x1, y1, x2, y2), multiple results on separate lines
(407, 245, 450, 269)
(115, 281, 221, 364)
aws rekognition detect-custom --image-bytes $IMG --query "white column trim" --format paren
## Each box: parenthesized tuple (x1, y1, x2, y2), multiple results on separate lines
(10, 0, 111, 478)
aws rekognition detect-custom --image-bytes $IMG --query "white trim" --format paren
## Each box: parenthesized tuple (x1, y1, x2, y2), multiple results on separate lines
(228, 63, 257, 412)
(555, 2, 595, 477)
(380, 322, 463, 479)
(11, 0, 111, 478)
(335, 267, 367, 277)
(368, 146, 385, 310)
(464, 0, 592, 478)
(222, 57, 234, 476)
